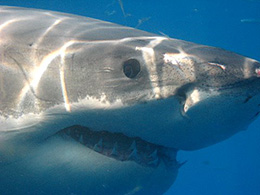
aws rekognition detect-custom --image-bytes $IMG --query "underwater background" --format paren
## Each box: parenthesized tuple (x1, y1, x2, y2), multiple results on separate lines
(1, 0, 259, 194)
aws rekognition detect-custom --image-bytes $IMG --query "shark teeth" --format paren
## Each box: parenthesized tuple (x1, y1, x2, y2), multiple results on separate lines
(147, 149, 159, 166)
(128, 140, 139, 160)
(60, 125, 179, 168)
(110, 142, 118, 156)
(149, 149, 158, 159)
(128, 147, 138, 160)
(148, 157, 159, 166)
(93, 138, 103, 152)
(129, 140, 136, 151)
(79, 135, 84, 143)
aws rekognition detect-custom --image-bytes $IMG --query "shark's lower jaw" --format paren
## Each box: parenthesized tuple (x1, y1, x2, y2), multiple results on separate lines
(0, 129, 180, 195)
(55, 125, 179, 168)
(0, 125, 180, 195)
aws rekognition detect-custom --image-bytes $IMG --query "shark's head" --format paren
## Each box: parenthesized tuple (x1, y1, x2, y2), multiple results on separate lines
(1, 7, 260, 195)
(41, 36, 259, 151)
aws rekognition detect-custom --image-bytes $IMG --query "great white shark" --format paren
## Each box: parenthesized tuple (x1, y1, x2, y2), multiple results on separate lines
(0, 6, 260, 195)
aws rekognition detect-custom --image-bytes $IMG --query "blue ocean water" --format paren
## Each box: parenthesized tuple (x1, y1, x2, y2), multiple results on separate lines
(1, 0, 259, 194)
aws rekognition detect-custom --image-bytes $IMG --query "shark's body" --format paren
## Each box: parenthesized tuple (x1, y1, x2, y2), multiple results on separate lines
(0, 6, 260, 194)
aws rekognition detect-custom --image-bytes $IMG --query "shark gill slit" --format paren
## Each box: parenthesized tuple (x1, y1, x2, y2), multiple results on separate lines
(53, 125, 180, 168)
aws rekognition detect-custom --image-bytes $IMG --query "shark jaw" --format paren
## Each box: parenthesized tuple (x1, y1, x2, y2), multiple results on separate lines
(56, 125, 178, 168)
(0, 133, 179, 195)
(0, 97, 182, 195)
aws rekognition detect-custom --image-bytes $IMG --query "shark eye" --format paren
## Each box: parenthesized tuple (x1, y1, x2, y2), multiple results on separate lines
(123, 59, 141, 79)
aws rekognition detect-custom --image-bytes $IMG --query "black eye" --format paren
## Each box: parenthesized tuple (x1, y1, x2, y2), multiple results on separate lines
(123, 59, 141, 79)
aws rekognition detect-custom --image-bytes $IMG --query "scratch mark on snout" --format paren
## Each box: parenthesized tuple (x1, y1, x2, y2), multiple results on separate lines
(208, 62, 226, 70)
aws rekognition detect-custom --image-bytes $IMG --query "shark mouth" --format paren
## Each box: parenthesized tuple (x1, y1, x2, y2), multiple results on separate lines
(55, 125, 179, 168)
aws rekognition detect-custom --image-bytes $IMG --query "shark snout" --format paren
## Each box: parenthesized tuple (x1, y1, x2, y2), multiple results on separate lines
(254, 61, 260, 77)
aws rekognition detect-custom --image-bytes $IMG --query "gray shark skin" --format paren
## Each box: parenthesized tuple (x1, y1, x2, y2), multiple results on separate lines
(0, 6, 260, 195)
